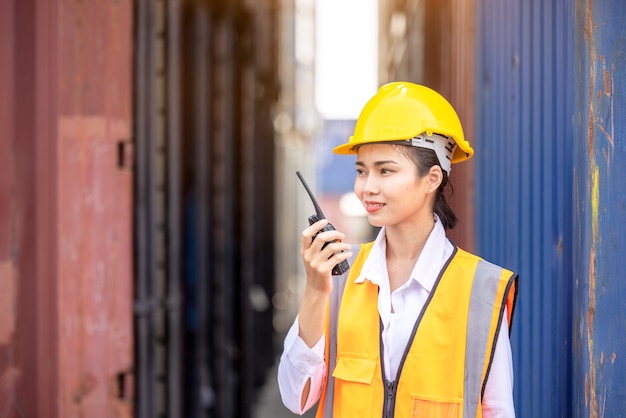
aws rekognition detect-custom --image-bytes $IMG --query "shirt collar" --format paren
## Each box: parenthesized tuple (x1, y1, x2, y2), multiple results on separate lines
(354, 215, 449, 293)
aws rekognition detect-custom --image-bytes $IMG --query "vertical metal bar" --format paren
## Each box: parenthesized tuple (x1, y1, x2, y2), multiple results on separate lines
(252, 0, 279, 385)
(151, 1, 169, 416)
(211, 19, 226, 418)
(224, 21, 237, 418)
(518, 0, 534, 413)
(134, 0, 171, 416)
(134, 0, 155, 416)
(34, 0, 59, 412)
(529, 2, 542, 411)
(10, 0, 59, 416)
(166, 0, 183, 416)
(189, 3, 214, 417)
(211, 15, 236, 417)
(238, 8, 255, 415)
(559, 0, 574, 414)
(572, 3, 589, 416)
(540, 0, 554, 413)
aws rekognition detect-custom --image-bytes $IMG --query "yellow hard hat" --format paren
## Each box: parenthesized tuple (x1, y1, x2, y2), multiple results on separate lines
(333, 82, 474, 166)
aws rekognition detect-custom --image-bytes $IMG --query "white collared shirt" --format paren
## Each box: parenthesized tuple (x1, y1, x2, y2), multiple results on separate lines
(354, 218, 451, 381)
(278, 217, 515, 417)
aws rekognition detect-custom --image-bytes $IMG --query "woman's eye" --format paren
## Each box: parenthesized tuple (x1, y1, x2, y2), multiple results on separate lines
(380, 168, 392, 174)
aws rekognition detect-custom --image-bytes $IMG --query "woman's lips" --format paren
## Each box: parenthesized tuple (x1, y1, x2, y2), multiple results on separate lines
(364, 201, 384, 213)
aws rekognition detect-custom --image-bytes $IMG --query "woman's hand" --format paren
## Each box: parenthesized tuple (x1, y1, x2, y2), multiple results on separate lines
(297, 219, 352, 348)
(300, 219, 353, 294)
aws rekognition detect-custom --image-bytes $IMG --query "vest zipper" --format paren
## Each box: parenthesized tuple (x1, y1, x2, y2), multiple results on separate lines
(383, 379, 397, 418)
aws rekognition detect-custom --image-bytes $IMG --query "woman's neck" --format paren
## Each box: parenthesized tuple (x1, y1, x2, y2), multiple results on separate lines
(385, 216, 435, 262)
(384, 219, 435, 293)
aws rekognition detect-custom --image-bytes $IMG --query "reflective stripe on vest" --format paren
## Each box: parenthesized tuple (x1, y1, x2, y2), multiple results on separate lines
(318, 244, 366, 418)
(317, 243, 518, 418)
(464, 259, 517, 417)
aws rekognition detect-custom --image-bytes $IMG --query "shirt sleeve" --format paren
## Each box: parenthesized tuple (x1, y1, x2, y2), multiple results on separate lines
(277, 316, 327, 414)
(482, 307, 516, 417)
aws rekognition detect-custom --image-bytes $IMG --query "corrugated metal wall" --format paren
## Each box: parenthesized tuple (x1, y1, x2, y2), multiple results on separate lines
(1, 0, 135, 417)
(572, 1, 626, 416)
(178, 0, 280, 413)
(134, 0, 184, 416)
(0, 1, 60, 416)
(58, 0, 136, 414)
(477, 0, 626, 416)
(2, 0, 280, 416)
(475, 0, 574, 416)
(134, 0, 280, 417)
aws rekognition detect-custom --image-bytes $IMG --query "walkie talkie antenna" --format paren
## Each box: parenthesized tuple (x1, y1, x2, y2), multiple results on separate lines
(296, 171, 326, 220)
(295, 170, 350, 275)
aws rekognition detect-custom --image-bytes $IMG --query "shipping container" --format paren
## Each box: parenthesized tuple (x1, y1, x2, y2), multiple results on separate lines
(570, 0, 626, 415)
(1, 1, 135, 417)
(476, 0, 574, 415)
(1, 0, 282, 417)
(476, 0, 626, 416)
(135, 0, 280, 416)
(380, 0, 626, 416)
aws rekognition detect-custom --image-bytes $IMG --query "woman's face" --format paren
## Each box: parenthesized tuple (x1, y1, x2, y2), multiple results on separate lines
(354, 144, 436, 229)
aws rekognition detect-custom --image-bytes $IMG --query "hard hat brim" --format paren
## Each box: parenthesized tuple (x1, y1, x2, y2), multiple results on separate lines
(332, 137, 401, 154)
(333, 136, 474, 164)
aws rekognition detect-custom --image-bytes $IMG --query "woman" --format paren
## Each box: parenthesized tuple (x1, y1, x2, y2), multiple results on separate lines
(278, 82, 518, 418)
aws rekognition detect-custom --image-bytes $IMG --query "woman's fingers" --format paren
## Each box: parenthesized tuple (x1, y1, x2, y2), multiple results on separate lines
(301, 219, 328, 249)
(301, 219, 349, 256)
(300, 219, 352, 291)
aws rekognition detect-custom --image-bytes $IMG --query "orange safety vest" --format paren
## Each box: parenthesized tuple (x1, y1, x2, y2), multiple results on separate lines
(316, 242, 518, 418)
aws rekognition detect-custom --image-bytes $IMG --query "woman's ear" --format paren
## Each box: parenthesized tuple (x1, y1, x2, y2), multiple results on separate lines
(426, 165, 444, 193)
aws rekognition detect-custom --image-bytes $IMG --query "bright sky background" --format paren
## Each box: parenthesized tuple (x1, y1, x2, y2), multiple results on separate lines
(315, 0, 378, 120)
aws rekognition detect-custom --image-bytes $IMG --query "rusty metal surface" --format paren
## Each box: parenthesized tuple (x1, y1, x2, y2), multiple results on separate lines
(1, 0, 61, 417)
(572, 0, 626, 416)
(4, 0, 279, 415)
(0, 0, 15, 291)
(423, 0, 477, 252)
(57, 1, 135, 417)
(1, 0, 134, 416)
(478, 0, 626, 416)
(0, 0, 18, 414)
(57, 117, 134, 417)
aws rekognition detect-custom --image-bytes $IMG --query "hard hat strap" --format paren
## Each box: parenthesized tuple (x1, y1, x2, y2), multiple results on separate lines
(410, 133, 456, 174)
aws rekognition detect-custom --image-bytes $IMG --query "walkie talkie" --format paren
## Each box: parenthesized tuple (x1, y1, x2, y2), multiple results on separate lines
(296, 171, 350, 276)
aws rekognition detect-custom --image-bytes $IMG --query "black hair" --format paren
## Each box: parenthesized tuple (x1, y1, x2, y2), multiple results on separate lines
(394, 145, 458, 230)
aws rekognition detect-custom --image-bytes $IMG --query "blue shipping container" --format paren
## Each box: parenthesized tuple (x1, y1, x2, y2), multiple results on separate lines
(571, 0, 626, 416)
(476, 0, 626, 416)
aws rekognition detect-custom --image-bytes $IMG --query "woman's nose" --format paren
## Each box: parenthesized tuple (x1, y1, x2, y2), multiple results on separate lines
(361, 174, 378, 194)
